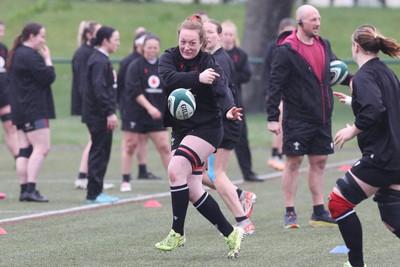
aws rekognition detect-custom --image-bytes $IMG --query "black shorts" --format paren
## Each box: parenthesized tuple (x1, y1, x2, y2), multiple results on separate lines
(121, 120, 166, 133)
(219, 138, 236, 150)
(171, 126, 223, 151)
(350, 156, 400, 187)
(282, 118, 334, 156)
(16, 119, 49, 133)
(0, 86, 9, 109)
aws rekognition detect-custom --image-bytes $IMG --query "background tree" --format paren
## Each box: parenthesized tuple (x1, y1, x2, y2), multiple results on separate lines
(241, 0, 295, 112)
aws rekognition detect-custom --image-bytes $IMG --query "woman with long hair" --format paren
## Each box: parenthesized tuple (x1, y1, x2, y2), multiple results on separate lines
(7, 22, 55, 202)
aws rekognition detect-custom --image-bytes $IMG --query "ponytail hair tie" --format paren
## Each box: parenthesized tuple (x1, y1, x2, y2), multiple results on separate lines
(188, 15, 202, 23)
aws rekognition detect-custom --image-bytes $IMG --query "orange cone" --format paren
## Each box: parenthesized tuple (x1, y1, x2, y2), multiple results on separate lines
(0, 227, 8, 235)
(144, 199, 162, 208)
(339, 165, 352, 172)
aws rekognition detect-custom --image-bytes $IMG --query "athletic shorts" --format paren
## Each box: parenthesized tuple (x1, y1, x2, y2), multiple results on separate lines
(16, 119, 49, 133)
(171, 126, 223, 151)
(282, 118, 334, 156)
(121, 120, 166, 134)
(219, 138, 236, 150)
(350, 156, 400, 187)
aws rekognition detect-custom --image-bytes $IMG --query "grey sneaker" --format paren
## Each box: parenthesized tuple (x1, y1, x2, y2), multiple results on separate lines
(284, 211, 300, 229)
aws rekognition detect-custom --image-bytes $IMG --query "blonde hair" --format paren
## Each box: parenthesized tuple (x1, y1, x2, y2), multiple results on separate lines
(221, 19, 240, 47)
(77, 20, 100, 47)
(353, 24, 400, 58)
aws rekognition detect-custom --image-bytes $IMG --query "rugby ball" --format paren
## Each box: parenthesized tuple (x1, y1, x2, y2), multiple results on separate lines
(330, 60, 348, 86)
(168, 88, 196, 120)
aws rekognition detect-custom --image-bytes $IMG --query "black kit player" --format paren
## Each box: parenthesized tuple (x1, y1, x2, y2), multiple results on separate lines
(221, 20, 262, 182)
(119, 34, 171, 192)
(330, 24, 400, 267)
(155, 15, 244, 259)
(0, 20, 18, 160)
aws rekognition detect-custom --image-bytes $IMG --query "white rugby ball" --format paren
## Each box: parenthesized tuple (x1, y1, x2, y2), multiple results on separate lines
(330, 60, 349, 86)
(168, 88, 196, 120)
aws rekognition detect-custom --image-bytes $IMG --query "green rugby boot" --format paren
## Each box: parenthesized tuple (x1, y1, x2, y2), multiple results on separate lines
(155, 229, 186, 251)
(224, 227, 245, 259)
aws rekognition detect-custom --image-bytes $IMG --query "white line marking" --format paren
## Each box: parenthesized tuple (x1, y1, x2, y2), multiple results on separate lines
(0, 159, 355, 225)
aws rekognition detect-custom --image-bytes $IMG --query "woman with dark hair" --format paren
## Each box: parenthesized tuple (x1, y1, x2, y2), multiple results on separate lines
(70, 21, 106, 190)
(329, 24, 400, 267)
(82, 26, 120, 204)
(7, 22, 55, 202)
(119, 34, 171, 192)
(155, 15, 244, 259)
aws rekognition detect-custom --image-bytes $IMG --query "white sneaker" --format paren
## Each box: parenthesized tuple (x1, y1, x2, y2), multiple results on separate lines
(103, 183, 115, 190)
(120, 182, 131, 192)
(74, 178, 88, 189)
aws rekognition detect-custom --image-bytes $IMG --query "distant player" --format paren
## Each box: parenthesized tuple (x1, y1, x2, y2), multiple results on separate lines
(0, 20, 18, 159)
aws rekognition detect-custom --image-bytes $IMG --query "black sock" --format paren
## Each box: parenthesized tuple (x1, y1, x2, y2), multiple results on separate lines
(235, 216, 247, 223)
(78, 172, 87, 179)
(26, 182, 36, 193)
(272, 148, 279, 157)
(313, 204, 325, 216)
(122, 174, 131, 182)
(138, 164, 147, 176)
(20, 184, 27, 194)
(236, 188, 243, 199)
(171, 184, 189, 236)
(286, 206, 295, 213)
(194, 192, 234, 237)
(338, 212, 364, 266)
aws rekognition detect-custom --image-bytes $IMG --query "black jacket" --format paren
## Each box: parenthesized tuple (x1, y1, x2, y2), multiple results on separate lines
(82, 49, 117, 123)
(8, 45, 56, 125)
(158, 47, 234, 132)
(266, 30, 350, 124)
(121, 56, 166, 126)
(352, 58, 400, 170)
(71, 44, 94, 115)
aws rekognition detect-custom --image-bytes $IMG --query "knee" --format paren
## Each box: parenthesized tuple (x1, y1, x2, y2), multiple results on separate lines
(124, 141, 137, 156)
(328, 191, 355, 220)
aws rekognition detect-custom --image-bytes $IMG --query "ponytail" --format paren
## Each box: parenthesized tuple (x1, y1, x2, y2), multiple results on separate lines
(6, 22, 43, 69)
(353, 24, 400, 58)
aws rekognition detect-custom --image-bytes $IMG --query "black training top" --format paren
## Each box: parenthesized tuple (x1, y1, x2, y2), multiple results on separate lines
(213, 47, 241, 144)
(82, 49, 117, 123)
(117, 51, 141, 105)
(352, 58, 400, 170)
(0, 43, 9, 107)
(158, 46, 234, 132)
(8, 45, 56, 125)
(121, 55, 166, 126)
(71, 44, 94, 116)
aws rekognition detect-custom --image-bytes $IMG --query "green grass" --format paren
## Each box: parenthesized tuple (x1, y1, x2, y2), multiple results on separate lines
(0, 147, 397, 266)
(0, 2, 398, 265)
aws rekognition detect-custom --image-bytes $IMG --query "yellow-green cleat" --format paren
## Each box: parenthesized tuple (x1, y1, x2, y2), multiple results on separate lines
(224, 227, 245, 259)
(155, 229, 186, 251)
(343, 261, 367, 267)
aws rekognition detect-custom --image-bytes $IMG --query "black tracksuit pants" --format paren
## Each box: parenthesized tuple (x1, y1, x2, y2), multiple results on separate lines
(86, 120, 113, 200)
(234, 113, 254, 178)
